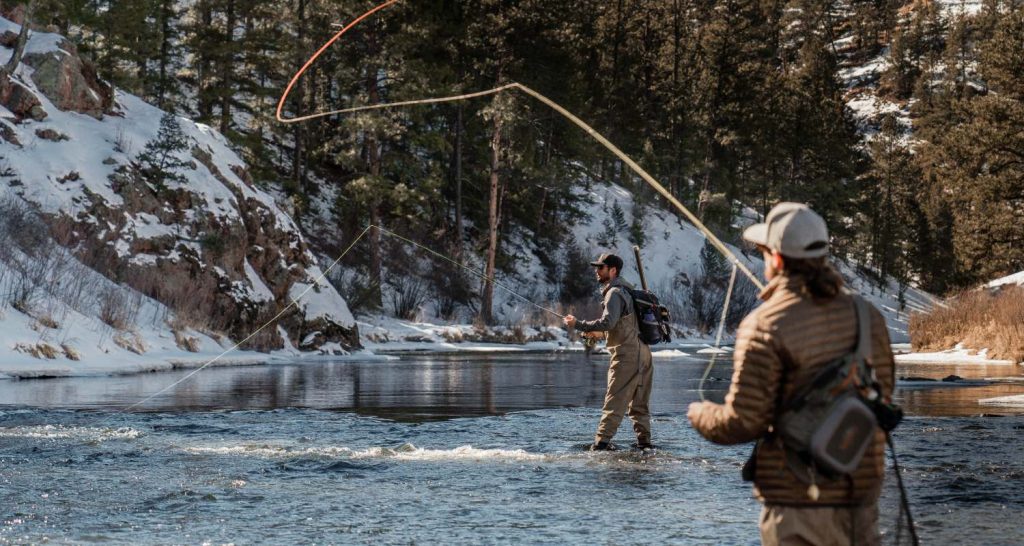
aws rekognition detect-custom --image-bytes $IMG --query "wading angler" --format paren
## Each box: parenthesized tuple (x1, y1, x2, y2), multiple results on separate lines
(564, 253, 654, 451)
(688, 203, 899, 546)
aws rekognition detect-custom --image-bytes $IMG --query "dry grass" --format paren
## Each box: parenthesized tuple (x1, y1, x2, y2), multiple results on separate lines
(173, 330, 200, 353)
(13, 342, 60, 360)
(61, 344, 81, 361)
(911, 286, 1024, 362)
(113, 332, 146, 355)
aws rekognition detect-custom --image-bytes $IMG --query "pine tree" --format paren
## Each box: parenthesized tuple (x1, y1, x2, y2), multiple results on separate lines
(137, 110, 192, 189)
(914, 4, 1024, 286)
(866, 114, 920, 286)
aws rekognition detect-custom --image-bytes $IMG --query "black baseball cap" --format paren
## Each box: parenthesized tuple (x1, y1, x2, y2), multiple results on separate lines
(590, 253, 623, 271)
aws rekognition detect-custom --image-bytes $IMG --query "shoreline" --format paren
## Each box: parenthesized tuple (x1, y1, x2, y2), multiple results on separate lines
(3, 338, 1018, 382)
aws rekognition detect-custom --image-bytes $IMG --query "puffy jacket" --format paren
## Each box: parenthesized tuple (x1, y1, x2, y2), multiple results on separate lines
(689, 273, 895, 506)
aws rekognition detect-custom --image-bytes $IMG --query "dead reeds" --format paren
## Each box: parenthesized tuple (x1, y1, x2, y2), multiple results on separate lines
(910, 286, 1024, 362)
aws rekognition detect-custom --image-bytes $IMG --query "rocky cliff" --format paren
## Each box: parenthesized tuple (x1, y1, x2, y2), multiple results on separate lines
(0, 15, 358, 354)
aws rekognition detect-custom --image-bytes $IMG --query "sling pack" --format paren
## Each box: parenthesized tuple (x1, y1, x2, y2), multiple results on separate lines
(742, 296, 902, 484)
(624, 287, 672, 345)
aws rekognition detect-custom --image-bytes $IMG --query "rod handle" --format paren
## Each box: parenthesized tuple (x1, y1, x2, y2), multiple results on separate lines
(633, 245, 649, 291)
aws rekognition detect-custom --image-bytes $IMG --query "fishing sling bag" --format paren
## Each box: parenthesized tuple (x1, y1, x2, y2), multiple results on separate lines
(744, 296, 902, 483)
(625, 288, 672, 345)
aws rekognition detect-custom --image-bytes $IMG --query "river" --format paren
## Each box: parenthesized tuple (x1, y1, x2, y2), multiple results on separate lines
(2, 350, 1022, 544)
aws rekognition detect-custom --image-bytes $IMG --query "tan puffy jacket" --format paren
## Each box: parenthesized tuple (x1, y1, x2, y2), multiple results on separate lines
(690, 274, 895, 506)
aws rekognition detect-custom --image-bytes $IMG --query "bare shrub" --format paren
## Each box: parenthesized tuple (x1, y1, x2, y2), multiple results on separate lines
(911, 286, 1024, 362)
(113, 124, 132, 154)
(687, 268, 761, 335)
(130, 266, 220, 334)
(326, 267, 381, 316)
(688, 281, 722, 334)
(98, 285, 142, 331)
(433, 269, 474, 321)
(0, 196, 49, 259)
(387, 275, 427, 320)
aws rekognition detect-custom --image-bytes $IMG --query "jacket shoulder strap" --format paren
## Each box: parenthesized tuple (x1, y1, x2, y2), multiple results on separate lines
(852, 295, 872, 364)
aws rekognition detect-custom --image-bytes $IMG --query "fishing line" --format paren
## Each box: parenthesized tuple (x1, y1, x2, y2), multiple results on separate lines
(371, 225, 564, 319)
(697, 263, 738, 401)
(274, 0, 765, 294)
(117, 225, 375, 413)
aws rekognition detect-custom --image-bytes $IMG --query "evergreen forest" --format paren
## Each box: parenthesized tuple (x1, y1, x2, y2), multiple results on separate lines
(27, 0, 1024, 307)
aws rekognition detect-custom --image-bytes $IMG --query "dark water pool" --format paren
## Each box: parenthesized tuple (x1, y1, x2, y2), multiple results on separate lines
(1, 352, 1022, 544)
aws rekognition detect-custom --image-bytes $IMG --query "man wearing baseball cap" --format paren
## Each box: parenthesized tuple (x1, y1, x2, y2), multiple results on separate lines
(563, 252, 654, 451)
(687, 203, 895, 545)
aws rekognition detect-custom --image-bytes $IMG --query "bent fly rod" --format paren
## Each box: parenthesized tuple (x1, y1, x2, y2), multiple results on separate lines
(274, 0, 764, 294)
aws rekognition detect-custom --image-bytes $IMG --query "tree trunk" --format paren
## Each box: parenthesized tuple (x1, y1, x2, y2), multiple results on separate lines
(365, 51, 384, 309)
(156, 0, 172, 109)
(197, 0, 214, 121)
(289, 0, 306, 195)
(219, 0, 236, 135)
(4, 0, 34, 75)
(453, 103, 464, 262)
(481, 110, 503, 325)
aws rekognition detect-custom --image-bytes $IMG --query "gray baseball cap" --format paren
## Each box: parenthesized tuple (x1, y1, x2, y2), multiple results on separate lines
(742, 202, 829, 258)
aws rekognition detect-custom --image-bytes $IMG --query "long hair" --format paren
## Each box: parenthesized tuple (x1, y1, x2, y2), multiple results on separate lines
(783, 256, 844, 300)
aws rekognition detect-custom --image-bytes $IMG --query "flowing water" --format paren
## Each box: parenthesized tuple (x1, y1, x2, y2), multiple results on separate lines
(2, 351, 1023, 545)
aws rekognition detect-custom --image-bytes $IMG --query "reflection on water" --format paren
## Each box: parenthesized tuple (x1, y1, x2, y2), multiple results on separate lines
(1, 352, 1022, 417)
(894, 362, 1024, 416)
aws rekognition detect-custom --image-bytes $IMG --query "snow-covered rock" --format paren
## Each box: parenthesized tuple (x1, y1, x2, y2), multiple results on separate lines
(0, 15, 357, 360)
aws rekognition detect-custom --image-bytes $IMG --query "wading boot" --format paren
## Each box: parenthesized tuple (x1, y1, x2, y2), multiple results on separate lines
(590, 440, 613, 451)
(633, 437, 655, 451)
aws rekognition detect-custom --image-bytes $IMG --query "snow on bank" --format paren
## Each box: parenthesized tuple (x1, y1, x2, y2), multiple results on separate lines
(979, 394, 1024, 407)
(895, 345, 1017, 366)
(988, 271, 1024, 289)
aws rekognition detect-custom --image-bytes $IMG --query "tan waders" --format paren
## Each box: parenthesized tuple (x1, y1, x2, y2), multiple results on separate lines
(759, 502, 880, 546)
(595, 309, 654, 445)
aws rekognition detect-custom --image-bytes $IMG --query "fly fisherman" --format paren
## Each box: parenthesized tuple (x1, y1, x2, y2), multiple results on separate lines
(563, 253, 654, 451)
(687, 203, 895, 545)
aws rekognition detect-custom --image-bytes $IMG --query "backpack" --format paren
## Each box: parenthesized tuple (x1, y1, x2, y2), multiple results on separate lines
(742, 296, 902, 486)
(623, 287, 672, 345)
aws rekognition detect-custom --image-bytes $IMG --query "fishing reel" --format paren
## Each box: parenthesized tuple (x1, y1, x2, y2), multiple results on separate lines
(580, 331, 605, 349)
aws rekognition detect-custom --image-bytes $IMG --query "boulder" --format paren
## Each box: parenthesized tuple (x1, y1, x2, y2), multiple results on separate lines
(24, 50, 113, 119)
(0, 76, 46, 120)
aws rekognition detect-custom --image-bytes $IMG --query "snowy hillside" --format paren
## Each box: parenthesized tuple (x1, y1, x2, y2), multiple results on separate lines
(346, 177, 933, 348)
(0, 16, 359, 377)
(840, 0, 987, 137)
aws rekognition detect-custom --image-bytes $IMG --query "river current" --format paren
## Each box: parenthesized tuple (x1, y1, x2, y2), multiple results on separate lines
(2, 352, 1022, 544)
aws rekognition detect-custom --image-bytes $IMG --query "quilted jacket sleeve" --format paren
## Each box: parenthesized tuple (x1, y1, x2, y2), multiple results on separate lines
(690, 311, 784, 445)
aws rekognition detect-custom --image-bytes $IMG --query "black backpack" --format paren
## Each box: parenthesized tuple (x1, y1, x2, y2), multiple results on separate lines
(623, 287, 672, 345)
